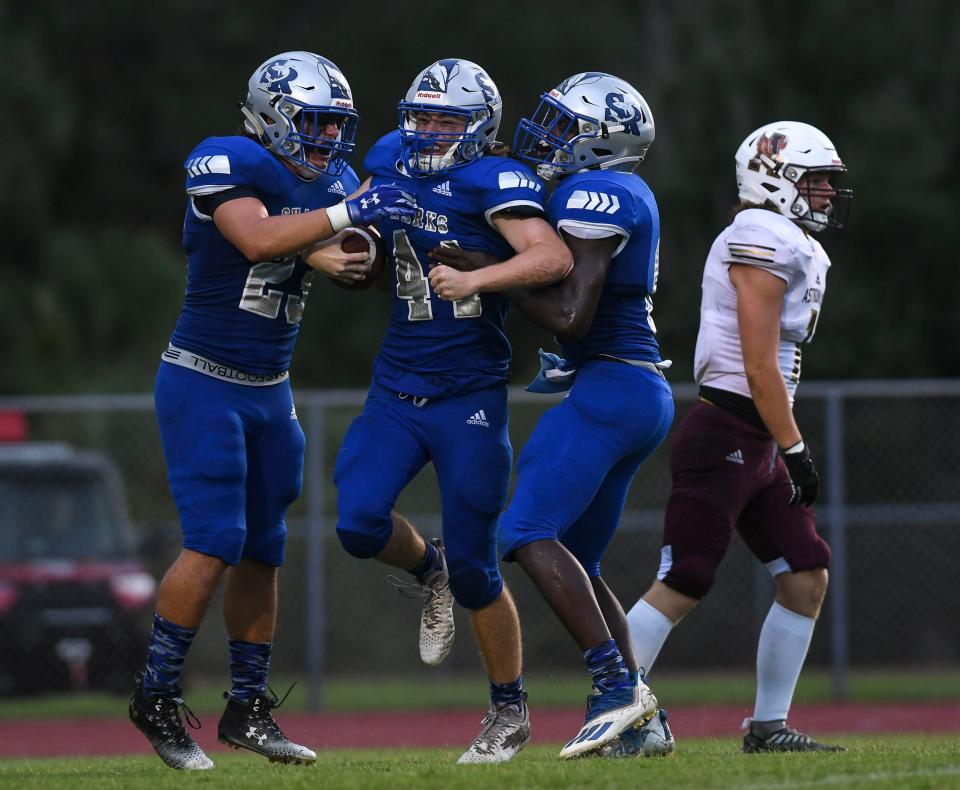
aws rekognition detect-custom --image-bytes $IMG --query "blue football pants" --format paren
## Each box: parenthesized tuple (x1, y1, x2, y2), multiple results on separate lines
(334, 380, 511, 609)
(154, 362, 305, 567)
(499, 360, 674, 577)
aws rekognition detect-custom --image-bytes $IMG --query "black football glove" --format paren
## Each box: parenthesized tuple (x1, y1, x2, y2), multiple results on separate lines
(781, 442, 819, 507)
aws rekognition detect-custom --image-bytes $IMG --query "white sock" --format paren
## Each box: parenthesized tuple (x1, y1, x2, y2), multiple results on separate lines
(626, 598, 675, 678)
(753, 601, 816, 722)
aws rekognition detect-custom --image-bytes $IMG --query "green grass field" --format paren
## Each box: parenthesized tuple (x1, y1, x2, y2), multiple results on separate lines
(3, 669, 958, 720)
(2, 737, 958, 789)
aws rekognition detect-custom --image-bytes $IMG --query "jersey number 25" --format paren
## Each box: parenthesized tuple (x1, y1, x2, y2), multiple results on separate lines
(239, 258, 312, 324)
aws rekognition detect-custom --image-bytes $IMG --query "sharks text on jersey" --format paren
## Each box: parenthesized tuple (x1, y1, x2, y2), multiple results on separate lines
(399, 207, 449, 234)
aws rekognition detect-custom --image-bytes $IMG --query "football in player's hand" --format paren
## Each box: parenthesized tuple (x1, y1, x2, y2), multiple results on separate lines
(332, 225, 386, 290)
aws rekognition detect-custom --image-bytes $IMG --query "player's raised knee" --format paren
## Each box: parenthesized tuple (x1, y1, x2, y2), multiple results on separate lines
(335, 519, 392, 559)
(334, 489, 396, 558)
(448, 565, 503, 610)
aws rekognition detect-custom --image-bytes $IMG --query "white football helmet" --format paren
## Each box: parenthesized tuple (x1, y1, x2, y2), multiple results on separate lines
(513, 72, 654, 180)
(398, 58, 502, 176)
(241, 51, 359, 178)
(735, 121, 852, 232)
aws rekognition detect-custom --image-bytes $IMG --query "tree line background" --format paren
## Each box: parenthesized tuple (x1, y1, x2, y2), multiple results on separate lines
(2, 0, 958, 395)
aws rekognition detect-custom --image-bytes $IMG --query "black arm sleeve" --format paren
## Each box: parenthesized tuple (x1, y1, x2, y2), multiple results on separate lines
(488, 205, 547, 221)
(193, 186, 260, 216)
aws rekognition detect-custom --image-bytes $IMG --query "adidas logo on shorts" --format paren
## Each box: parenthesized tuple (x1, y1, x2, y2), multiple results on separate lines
(725, 449, 744, 464)
(432, 180, 453, 197)
(327, 180, 347, 196)
(466, 409, 490, 427)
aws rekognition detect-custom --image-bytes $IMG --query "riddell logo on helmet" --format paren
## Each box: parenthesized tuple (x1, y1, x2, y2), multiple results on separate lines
(416, 91, 443, 100)
(333, 99, 352, 108)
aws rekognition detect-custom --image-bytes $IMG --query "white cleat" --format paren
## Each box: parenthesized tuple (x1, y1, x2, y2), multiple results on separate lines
(388, 538, 455, 666)
(558, 679, 657, 760)
(417, 539, 455, 666)
(457, 700, 531, 764)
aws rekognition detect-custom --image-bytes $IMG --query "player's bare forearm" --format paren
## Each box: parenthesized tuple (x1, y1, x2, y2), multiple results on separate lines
(486, 215, 574, 291)
(745, 364, 803, 449)
(732, 262, 802, 448)
(469, 240, 572, 292)
(504, 283, 577, 336)
(214, 198, 337, 262)
(499, 233, 617, 342)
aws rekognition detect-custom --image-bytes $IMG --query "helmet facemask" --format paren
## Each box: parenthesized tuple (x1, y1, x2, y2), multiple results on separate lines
(243, 98, 359, 178)
(513, 74, 654, 180)
(242, 52, 360, 180)
(398, 104, 492, 176)
(791, 167, 852, 231)
(513, 97, 603, 180)
(397, 59, 502, 177)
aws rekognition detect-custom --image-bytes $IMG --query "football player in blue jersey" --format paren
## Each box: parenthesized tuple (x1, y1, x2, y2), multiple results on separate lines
(128, 51, 416, 771)
(333, 58, 572, 764)
(430, 73, 675, 759)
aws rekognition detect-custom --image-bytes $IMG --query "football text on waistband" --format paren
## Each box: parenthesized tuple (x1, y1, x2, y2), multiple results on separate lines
(161, 345, 289, 386)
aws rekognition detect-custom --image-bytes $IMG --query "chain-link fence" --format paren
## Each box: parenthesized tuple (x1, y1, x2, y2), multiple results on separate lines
(1, 380, 958, 702)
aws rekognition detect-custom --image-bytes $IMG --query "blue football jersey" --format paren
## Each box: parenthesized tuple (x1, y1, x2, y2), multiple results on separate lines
(364, 132, 547, 398)
(171, 135, 359, 374)
(548, 170, 662, 366)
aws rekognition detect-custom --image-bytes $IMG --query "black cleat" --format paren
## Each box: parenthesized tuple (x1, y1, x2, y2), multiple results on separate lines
(128, 672, 213, 770)
(743, 720, 846, 753)
(218, 689, 316, 764)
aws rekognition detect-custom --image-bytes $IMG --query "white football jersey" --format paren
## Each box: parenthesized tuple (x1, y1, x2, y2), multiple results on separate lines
(694, 208, 830, 402)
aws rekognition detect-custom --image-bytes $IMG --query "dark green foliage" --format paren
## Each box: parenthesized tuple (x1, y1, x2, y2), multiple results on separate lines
(2, 1, 958, 393)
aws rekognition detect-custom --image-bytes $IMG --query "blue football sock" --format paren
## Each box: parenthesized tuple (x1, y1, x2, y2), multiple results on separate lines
(142, 612, 197, 696)
(490, 676, 525, 710)
(228, 639, 272, 703)
(411, 540, 442, 584)
(584, 639, 631, 690)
